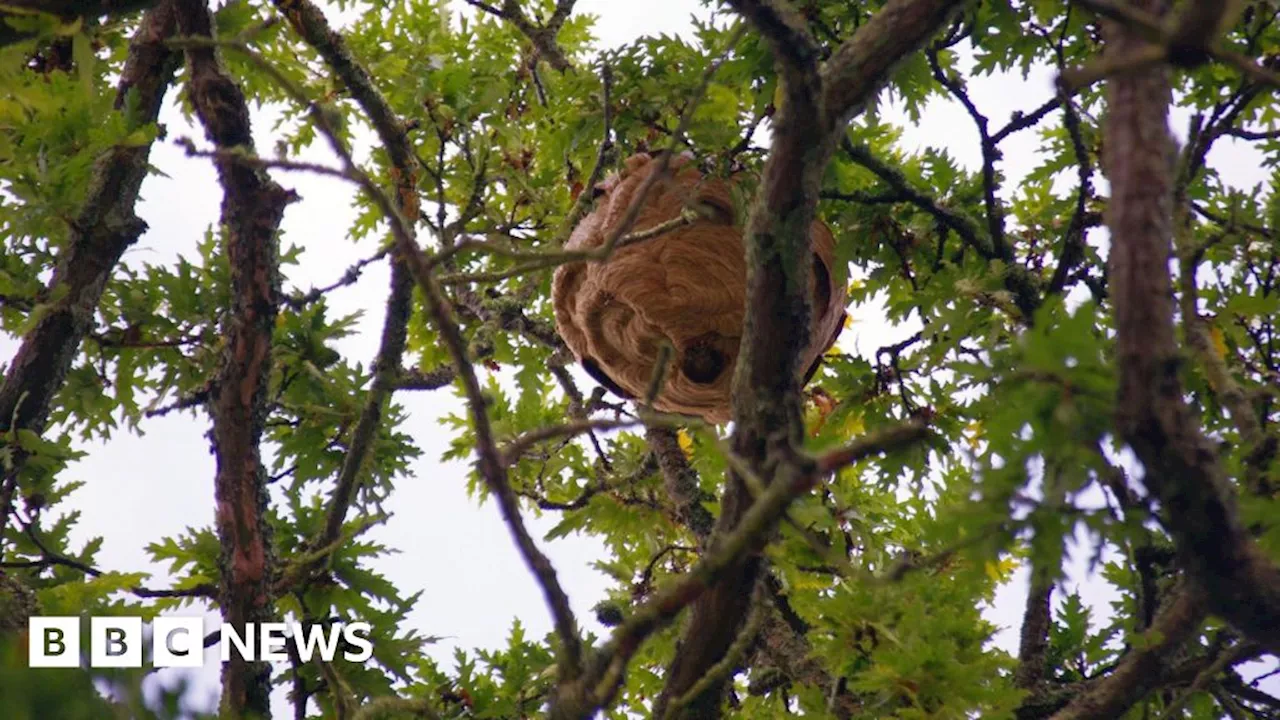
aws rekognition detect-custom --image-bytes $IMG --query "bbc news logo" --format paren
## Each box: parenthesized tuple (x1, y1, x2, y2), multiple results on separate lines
(27, 616, 373, 668)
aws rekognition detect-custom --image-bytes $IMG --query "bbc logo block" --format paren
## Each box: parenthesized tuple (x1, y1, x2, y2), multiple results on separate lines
(90, 617, 143, 667)
(27, 616, 372, 668)
(153, 617, 207, 667)
(29, 616, 204, 668)
(28, 617, 80, 667)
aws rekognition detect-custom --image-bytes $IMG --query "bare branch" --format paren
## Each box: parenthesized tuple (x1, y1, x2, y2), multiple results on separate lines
(396, 365, 457, 391)
(285, 248, 391, 308)
(1161, 639, 1262, 719)
(1225, 127, 1280, 141)
(992, 96, 1064, 144)
(583, 450, 826, 713)
(821, 0, 967, 128)
(6, 519, 216, 601)
(646, 426, 716, 543)
(659, 581, 768, 719)
(316, 263, 413, 553)
(409, 234, 591, 679)
(1166, 0, 1245, 66)
(433, 210, 698, 286)
(1015, 569, 1055, 689)
(500, 418, 639, 466)
(837, 138, 993, 257)
(926, 47, 1009, 263)
(144, 384, 210, 418)
(1047, 88, 1096, 295)
(726, 0, 821, 84)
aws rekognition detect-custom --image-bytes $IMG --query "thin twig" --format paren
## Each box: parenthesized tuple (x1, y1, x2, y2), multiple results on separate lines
(286, 247, 392, 307)
(1158, 640, 1261, 719)
(269, 0, 591, 675)
(500, 418, 638, 466)
(814, 419, 931, 474)
(555, 61, 615, 242)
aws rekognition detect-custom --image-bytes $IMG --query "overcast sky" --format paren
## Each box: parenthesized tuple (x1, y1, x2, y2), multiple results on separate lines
(2, 0, 1275, 716)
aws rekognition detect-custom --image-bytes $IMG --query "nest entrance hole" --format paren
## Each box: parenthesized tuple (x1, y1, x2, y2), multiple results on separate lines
(681, 336, 728, 385)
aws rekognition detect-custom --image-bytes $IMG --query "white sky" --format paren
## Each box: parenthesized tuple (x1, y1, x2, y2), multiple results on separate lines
(1, 0, 1275, 716)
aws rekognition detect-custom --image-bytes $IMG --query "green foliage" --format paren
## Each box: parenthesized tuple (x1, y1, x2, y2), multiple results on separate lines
(0, 0, 1277, 718)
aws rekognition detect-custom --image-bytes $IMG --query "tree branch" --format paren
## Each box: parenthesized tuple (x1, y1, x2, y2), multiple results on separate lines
(0, 0, 158, 47)
(838, 138, 994, 257)
(1047, 583, 1206, 720)
(1015, 569, 1055, 689)
(0, 0, 179, 549)
(813, 419, 932, 474)
(1178, 233, 1274, 497)
(173, 0, 295, 713)
(646, 426, 715, 544)
(396, 365, 456, 391)
(1102, 0, 1280, 655)
(462, 0, 577, 72)
(500, 418, 641, 467)
(652, 1, 964, 715)
(926, 47, 1009, 263)
(315, 263, 412, 553)
(273, 0, 586, 680)
(580, 448, 826, 715)
(1066, 0, 1280, 89)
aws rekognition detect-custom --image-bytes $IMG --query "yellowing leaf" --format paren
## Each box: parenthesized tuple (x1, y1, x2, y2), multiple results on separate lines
(839, 413, 865, 437)
(791, 573, 835, 591)
(1210, 325, 1227, 361)
(677, 429, 694, 459)
(964, 420, 984, 450)
(984, 556, 1019, 583)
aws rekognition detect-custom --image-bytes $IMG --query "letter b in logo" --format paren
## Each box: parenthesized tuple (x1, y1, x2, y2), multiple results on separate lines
(28, 617, 80, 667)
(91, 617, 143, 668)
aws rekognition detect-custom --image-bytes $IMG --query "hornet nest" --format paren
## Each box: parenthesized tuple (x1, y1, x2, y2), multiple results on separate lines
(552, 153, 847, 424)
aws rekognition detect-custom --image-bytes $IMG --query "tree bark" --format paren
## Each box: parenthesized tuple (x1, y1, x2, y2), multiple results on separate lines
(1103, 0, 1280, 655)
(657, 1, 964, 715)
(0, 2, 180, 546)
(172, 0, 295, 714)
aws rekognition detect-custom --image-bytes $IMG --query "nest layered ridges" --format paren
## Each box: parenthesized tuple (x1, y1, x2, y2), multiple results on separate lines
(552, 153, 846, 423)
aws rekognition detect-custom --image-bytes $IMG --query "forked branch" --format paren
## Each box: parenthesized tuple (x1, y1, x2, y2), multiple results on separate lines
(1102, 0, 1280, 655)
(655, 0, 964, 714)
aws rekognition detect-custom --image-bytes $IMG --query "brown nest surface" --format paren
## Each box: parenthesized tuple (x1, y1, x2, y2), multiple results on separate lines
(552, 153, 847, 423)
